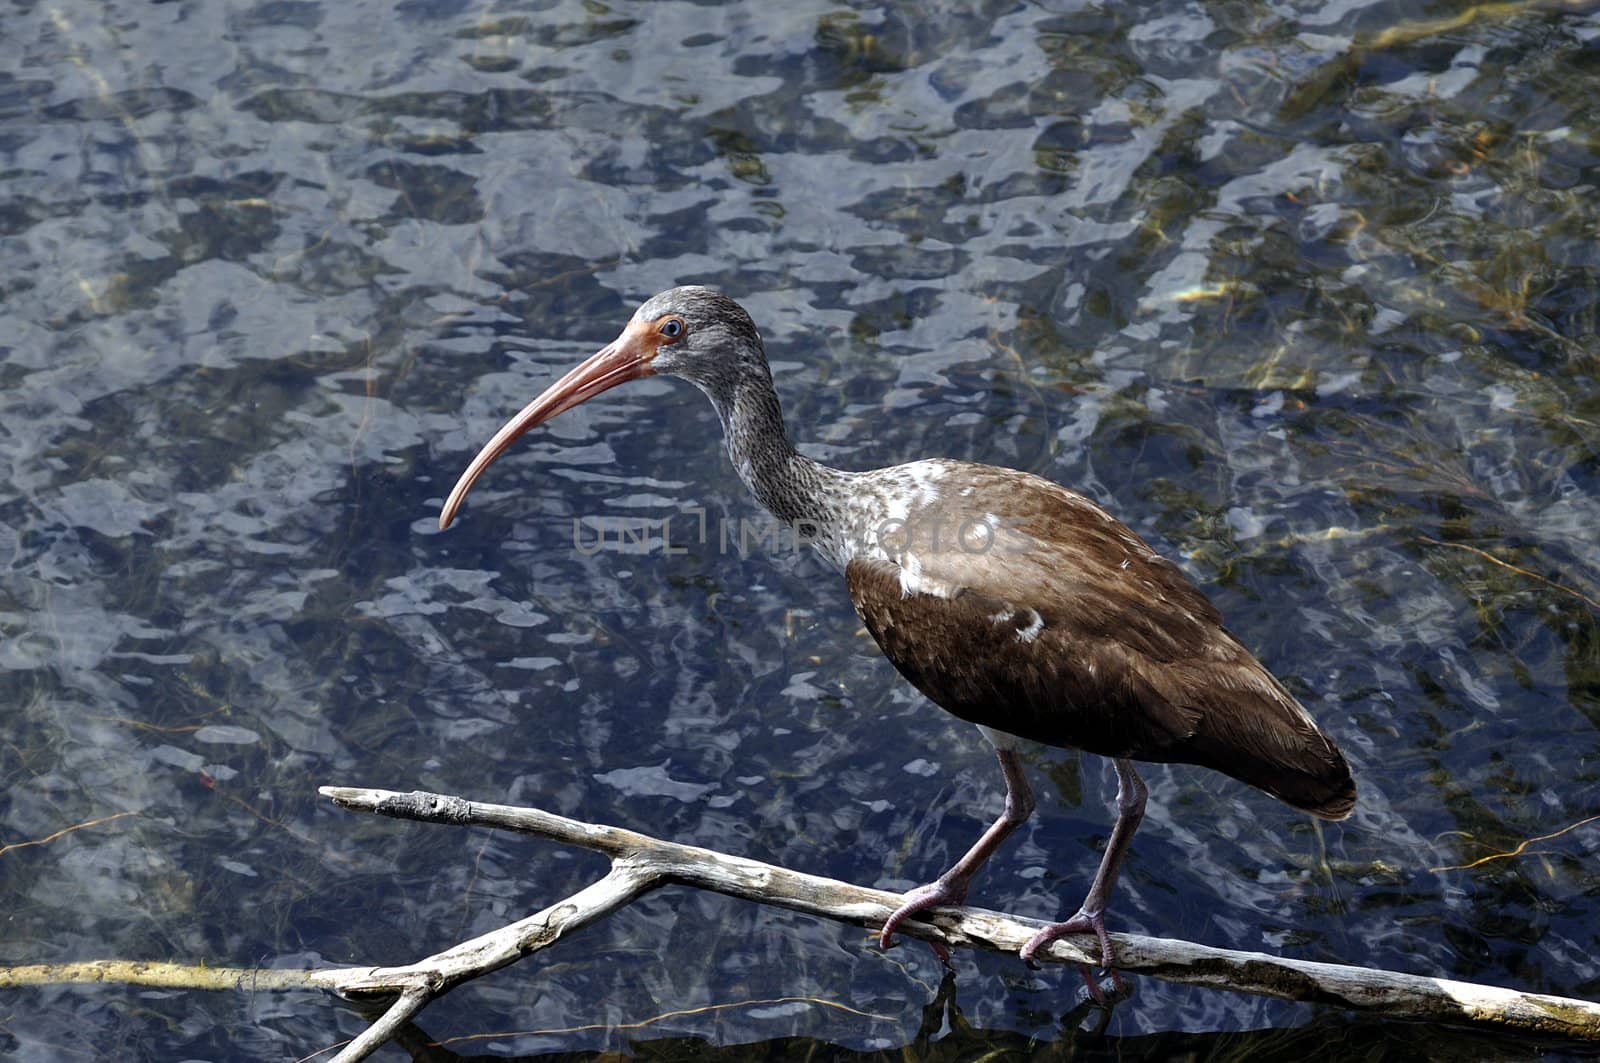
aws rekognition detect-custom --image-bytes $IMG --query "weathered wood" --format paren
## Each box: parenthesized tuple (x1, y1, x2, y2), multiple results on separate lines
(5, 785, 1596, 1063)
(332, 986, 429, 1063)
(331, 858, 657, 999)
(0, 960, 352, 992)
(320, 786, 1600, 1046)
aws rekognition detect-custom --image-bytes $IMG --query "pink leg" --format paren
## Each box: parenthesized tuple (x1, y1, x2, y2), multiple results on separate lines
(880, 748, 1035, 951)
(1020, 757, 1147, 992)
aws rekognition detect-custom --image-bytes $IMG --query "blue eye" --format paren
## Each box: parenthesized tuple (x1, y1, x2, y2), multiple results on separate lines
(660, 317, 685, 339)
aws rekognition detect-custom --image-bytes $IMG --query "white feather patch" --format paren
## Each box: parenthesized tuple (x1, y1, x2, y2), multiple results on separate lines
(897, 553, 922, 597)
(897, 555, 959, 599)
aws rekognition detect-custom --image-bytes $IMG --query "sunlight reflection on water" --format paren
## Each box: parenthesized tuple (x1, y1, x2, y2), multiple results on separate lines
(1, 0, 1597, 1057)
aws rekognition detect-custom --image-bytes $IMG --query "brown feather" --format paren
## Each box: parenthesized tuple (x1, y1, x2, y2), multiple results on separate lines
(846, 464, 1355, 820)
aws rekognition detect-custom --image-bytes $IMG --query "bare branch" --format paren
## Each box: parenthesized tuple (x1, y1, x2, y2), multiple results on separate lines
(321, 785, 1600, 1043)
(329, 986, 430, 1063)
(331, 858, 658, 999)
(0, 960, 354, 993)
(7, 784, 1596, 1062)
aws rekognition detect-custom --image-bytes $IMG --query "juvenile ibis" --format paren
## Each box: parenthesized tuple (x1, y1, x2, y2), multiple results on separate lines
(438, 286, 1356, 985)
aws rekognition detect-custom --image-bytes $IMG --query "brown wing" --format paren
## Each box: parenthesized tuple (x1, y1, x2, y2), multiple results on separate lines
(845, 467, 1355, 819)
(847, 555, 1206, 758)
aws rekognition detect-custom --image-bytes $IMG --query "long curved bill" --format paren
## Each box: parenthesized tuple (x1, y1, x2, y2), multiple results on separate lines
(439, 329, 655, 530)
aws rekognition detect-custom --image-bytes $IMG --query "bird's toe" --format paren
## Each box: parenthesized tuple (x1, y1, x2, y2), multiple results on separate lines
(1018, 906, 1113, 967)
(1019, 907, 1129, 1003)
(879, 879, 967, 951)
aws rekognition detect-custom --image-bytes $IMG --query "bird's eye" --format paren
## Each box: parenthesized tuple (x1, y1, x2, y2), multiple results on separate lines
(659, 317, 685, 341)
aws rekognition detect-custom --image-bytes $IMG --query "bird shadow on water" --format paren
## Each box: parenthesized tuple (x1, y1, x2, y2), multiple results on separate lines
(343, 971, 1578, 1062)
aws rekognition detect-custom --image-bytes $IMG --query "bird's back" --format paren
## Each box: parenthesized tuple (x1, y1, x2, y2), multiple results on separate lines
(843, 461, 1355, 820)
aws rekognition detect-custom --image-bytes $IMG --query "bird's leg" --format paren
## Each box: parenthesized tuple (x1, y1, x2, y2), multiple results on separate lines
(1019, 758, 1147, 994)
(879, 748, 1035, 953)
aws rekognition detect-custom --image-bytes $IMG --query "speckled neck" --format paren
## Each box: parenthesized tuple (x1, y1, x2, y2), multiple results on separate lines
(712, 371, 853, 531)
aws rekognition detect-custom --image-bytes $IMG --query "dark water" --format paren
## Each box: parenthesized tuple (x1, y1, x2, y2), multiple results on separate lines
(3, 0, 1599, 1059)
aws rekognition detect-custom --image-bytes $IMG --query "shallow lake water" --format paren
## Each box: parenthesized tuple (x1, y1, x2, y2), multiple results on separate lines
(2, 0, 1598, 1059)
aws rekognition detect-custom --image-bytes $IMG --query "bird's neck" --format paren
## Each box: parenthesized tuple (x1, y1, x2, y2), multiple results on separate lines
(712, 372, 849, 530)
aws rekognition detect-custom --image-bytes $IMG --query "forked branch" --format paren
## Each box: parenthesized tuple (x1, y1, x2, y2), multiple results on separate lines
(315, 785, 1600, 1061)
(6, 785, 1597, 1063)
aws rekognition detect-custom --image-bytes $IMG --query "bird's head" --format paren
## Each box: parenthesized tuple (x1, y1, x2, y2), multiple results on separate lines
(633, 285, 765, 390)
(438, 285, 764, 530)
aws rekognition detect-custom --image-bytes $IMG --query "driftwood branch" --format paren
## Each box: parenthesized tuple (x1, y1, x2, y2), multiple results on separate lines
(0, 960, 353, 993)
(6, 784, 1597, 1062)
(340, 985, 429, 1062)
(314, 785, 1600, 1059)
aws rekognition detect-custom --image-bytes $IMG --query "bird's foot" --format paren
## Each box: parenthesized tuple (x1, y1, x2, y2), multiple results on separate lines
(879, 878, 968, 964)
(1018, 906, 1127, 1004)
(1019, 905, 1112, 965)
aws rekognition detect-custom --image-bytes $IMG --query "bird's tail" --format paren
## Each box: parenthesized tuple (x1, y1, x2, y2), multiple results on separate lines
(1164, 661, 1357, 820)
(1199, 732, 1356, 820)
(1183, 714, 1356, 820)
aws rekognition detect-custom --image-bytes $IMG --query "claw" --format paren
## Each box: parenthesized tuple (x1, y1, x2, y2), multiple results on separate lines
(1018, 905, 1110, 965)
(1019, 906, 1126, 1003)
(879, 878, 967, 956)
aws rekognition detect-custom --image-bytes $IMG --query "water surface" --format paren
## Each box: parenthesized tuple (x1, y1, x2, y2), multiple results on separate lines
(2, 0, 1598, 1058)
